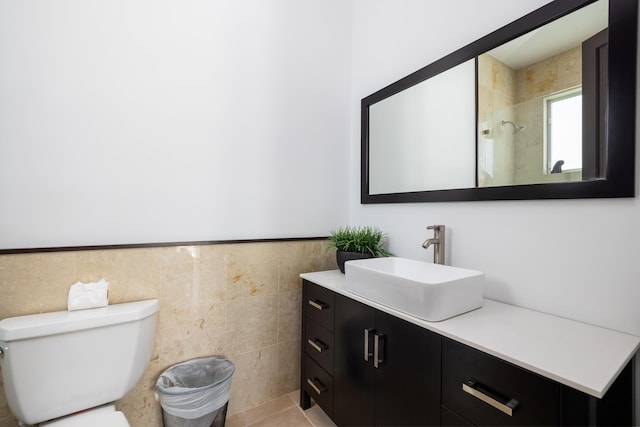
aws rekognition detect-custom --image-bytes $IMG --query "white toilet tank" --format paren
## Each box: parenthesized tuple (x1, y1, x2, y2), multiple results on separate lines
(0, 299, 158, 425)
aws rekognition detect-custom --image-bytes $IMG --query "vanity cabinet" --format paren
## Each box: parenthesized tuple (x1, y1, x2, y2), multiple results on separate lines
(300, 280, 441, 426)
(300, 277, 635, 427)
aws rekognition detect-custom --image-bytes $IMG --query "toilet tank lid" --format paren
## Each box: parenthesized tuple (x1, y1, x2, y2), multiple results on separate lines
(0, 299, 159, 342)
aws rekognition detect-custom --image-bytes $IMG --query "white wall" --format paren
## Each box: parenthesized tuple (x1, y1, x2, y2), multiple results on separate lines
(351, 0, 640, 419)
(351, 0, 640, 336)
(0, 0, 352, 250)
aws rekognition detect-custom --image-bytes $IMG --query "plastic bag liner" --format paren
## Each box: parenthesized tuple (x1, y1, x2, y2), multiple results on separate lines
(155, 356, 235, 420)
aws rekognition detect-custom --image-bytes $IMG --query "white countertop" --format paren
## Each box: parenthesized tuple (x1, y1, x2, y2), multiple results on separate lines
(300, 270, 640, 399)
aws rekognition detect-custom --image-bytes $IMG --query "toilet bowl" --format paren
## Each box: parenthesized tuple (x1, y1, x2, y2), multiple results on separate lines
(40, 404, 129, 427)
(0, 299, 158, 425)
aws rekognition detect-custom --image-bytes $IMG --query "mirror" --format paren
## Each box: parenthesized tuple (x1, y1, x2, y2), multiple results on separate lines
(362, 0, 636, 203)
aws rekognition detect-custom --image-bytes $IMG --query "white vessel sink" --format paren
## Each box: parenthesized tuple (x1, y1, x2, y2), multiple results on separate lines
(344, 257, 484, 321)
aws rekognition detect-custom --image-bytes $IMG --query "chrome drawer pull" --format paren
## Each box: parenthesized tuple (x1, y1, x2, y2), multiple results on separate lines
(307, 338, 327, 353)
(373, 333, 385, 368)
(462, 380, 519, 416)
(308, 299, 328, 311)
(307, 377, 326, 395)
(364, 328, 375, 361)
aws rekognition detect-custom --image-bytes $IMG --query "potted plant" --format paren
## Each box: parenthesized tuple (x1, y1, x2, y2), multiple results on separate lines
(326, 226, 392, 273)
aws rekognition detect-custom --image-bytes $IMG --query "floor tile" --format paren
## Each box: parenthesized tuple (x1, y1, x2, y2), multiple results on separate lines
(226, 389, 335, 427)
(226, 395, 294, 427)
(248, 406, 312, 427)
(302, 404, 336, 427)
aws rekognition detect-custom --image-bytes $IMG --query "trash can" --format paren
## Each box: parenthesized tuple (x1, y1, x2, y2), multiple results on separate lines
(155, 356, 235, 427)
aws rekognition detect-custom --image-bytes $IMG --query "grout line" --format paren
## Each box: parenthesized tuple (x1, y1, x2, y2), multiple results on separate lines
(245, 405, 302, 427)
(300, 406, 317, 427)
(229, 394, 296, 427)
(229, 390, 322, 427)
(287, 391, 320, 427)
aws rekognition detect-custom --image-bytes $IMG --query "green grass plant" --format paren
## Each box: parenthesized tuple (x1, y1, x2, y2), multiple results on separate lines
(326, 226, 392, 257)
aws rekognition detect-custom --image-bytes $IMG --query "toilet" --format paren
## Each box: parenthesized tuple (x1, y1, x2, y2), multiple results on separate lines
(0, 299, 158, 426)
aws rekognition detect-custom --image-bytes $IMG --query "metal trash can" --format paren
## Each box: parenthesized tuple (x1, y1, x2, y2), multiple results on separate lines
(155, 356, 235, 427)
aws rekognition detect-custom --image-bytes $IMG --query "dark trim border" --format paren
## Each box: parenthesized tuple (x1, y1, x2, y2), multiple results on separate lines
(0, 236, 330, 255)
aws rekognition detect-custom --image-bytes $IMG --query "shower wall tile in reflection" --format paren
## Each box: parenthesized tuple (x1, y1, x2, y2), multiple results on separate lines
(478, 46, 583, 188)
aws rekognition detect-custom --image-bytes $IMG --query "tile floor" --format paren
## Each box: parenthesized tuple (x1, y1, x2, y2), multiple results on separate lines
(225, 390, 335, 427)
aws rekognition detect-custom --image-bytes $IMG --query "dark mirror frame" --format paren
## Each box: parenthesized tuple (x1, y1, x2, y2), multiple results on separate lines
(361, 0, 636, 203)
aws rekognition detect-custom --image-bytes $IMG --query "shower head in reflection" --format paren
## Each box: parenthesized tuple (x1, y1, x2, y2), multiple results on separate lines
(501, 120, 526, 134)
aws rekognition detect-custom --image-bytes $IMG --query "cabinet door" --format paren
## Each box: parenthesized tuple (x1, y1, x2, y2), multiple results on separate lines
(375, 310, 441, 426)
(334, 293, 442, 427)
(333, 294, 376, 426)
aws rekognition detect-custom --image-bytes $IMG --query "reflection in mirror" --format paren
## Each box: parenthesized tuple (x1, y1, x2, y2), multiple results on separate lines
(477, 0, 607, 187)
(369, 59, 476, 194)
(361, 0, 635, 203)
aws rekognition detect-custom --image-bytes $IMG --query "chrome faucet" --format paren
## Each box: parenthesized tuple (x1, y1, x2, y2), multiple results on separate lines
(422, 225, 445, 265)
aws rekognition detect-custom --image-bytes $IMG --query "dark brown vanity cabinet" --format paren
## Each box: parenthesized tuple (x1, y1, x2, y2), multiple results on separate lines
(300, 280, 441, 426)
(300, 280, 635, 427)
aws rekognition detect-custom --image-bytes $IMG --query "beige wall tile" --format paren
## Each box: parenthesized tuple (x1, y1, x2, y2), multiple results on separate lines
(155, 302, 227, 368)
(0, 375, 11, 426)
(0, 252, 76, 317)
(226, 243, 279, 300)
(227, 345, 279, 416)
(117, 364, 163, 427)
(105, 247, 187, 305)
(277, 241, 324, 292)
(0, 239, 328, 426)
(227, 294, 278, 355)
(0, 416, 15, 427)
(319, 246, 336, 271)
(197, 245, 228, 303)
(277, 339, 301, 396)
(278, 289, 302, 343)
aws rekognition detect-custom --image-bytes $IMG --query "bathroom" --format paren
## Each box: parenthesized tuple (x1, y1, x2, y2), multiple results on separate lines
(1, 0, 639, 426)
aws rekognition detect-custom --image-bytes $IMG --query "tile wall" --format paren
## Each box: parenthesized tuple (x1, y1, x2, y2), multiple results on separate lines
(477, 47, 583, 187)
(0, 239, 334, 427)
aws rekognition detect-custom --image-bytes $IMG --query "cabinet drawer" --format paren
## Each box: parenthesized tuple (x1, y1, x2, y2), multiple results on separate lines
(305, 319, 334, 374)
(441, 405, 474, 427)
(304, 355, 333, 418)
(442, 338, 559, 426)
(304, 280, 335, 332)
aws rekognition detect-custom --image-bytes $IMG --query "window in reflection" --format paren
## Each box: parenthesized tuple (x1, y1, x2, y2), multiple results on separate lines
(546, 88, 583, 174)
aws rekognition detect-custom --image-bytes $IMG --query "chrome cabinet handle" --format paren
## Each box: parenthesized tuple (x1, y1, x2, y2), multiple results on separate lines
(307, 338, 327, 353)
(462, 380, 519, 416)
(307, 377, 326, 395)
(308, 299, 328, 311)
(374, 334, 385, 368)
(364, 328, 375, 361)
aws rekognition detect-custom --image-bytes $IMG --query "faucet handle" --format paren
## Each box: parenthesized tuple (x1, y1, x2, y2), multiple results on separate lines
(427, 225, 445, 231)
